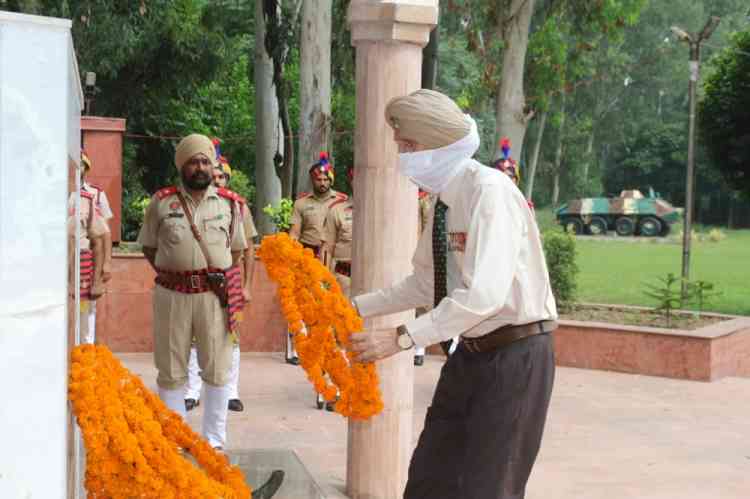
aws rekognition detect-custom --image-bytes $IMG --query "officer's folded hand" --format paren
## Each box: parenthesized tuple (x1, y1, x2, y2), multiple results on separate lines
(349, 329, 401, 363)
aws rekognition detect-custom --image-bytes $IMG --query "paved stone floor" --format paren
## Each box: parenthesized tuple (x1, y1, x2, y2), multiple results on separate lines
(121, 353, 750, 499)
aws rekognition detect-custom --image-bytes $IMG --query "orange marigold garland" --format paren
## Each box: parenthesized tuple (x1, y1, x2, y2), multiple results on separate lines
(68, 344, 252, 498)
(259, 233, 383, 419)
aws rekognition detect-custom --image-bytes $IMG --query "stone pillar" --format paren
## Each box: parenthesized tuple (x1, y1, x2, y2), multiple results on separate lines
(346, 2, 437, 498)
(81, 116, 126, 242)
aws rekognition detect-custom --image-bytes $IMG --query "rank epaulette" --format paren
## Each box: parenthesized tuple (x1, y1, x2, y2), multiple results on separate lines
(80, 190, 94, 200)
(297, 192, 311, 200)
(217, 188, 247, 205)
(328, 198, 348, 210)
(155, 186, 178, 199)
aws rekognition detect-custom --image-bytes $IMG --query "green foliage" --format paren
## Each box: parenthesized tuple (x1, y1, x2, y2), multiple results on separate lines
(642, 273, 684, 327)
(263, 198, 294, 232)
(541, 229, 579, 309)
(686, 280, 721, 313)
(700, 28, 750, 197)
(228, 170, 255, 205)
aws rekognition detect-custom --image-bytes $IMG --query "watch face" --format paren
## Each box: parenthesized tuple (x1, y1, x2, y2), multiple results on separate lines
(398, 332, 412, 349)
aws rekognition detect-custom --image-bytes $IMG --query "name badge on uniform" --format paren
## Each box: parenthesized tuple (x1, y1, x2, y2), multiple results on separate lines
(167, 212, 184, 218)
(448, 232, 467, 252)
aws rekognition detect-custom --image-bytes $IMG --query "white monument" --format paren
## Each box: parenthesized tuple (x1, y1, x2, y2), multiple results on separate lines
(0, 11, 83, 499)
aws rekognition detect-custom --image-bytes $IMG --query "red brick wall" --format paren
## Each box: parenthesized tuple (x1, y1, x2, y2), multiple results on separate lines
(81, 117, 125, 243)
(96, 254, 287, 352)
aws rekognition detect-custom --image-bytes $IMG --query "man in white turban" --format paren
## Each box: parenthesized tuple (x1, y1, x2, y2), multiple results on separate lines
(349, 90, 558, 499)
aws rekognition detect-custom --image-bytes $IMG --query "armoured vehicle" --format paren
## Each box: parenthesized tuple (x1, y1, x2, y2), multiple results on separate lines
(555, 190, 680, 237)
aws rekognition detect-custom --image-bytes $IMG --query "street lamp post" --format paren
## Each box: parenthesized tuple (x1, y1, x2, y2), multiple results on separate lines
(84, 71, 96, 116)
(671, 16, 720, 298)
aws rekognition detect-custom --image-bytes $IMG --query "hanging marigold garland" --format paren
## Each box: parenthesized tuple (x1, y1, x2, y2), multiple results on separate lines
(259, 233, 383, 420)
(68, 344, 251, 499)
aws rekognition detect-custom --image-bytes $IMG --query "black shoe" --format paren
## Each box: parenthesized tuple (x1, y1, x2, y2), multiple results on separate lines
(185, 398, 199, 412)
(285, 356, 300, 366)
(414, 355, 424, 366)
(228, 398, 244, 412)
(316, 397, 325, 410)
(253, 470, 284, 499)
(325, 401, 336, 412)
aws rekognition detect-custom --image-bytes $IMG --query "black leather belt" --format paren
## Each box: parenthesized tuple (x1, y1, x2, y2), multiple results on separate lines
(461, 320, 557, 354)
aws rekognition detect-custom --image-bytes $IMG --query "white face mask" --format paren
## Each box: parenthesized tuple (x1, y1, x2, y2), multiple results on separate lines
(397, 116, 480, 193)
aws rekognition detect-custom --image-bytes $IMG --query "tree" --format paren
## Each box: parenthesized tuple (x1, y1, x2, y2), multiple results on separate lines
(700, 28, 750, 196)
(297, 0, 332, 196)
(254, 0, 283, 235)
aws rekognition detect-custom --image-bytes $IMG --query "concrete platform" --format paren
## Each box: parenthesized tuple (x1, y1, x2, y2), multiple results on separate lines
(121, 352, 750, 499)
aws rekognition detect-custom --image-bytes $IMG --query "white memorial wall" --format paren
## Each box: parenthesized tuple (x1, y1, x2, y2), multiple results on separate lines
(0, 11, 83, 498)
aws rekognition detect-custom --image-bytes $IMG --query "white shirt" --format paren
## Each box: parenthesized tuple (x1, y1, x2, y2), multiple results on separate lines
(354, 159, 558, 348)
(83, 181, 114, 220)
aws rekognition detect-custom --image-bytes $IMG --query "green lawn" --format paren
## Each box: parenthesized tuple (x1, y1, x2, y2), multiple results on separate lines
(534, 209, 750, 316)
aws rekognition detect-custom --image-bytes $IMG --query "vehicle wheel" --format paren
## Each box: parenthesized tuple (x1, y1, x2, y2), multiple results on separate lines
(660, 223, 671, 237)
(562, 217, 584, 235)
(615, 217, 635, 236)
(586, 216, 608, 236)
(638, 216, 662, 237)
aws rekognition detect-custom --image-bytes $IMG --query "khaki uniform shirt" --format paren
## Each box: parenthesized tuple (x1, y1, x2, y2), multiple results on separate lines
(323, 199, 353, 260)
(137, 184, 247, 271)
(68, 192, 110, 250)
(290, 190, 347, 247)
(82, 181, 114, 220)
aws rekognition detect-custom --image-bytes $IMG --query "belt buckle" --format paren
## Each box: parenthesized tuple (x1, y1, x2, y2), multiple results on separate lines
(190, 275, 201, 289)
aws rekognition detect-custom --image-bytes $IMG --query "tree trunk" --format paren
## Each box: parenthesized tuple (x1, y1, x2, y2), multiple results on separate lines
(254, 0, 282, 235)
(582, 130, 595, 183)
(551, 92, 567, 207)
(494, 0, 536, 160)
(421, 26, 439, 89)
(297, 0, 332, 196)
(524, 110, 547, 201)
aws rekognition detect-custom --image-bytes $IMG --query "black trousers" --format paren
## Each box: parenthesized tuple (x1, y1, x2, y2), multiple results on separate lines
(404, 333, 555, 499)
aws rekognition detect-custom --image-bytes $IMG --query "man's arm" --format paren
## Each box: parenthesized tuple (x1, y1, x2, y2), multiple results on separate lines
(353, 219, 434, 318)
(402, 184, 524, 348)
(137, 194, 160, 273)
(242, 246, 255, 302)
(288, 200, 303, 240)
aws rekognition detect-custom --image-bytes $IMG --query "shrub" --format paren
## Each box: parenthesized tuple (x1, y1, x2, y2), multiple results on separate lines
(542, 229, 579, 309)
(708, 228, 726, 243)
(263, 198, 294, 232)
(642, 273, 684, 327)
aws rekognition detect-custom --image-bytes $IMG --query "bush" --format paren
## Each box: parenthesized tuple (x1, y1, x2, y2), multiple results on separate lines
(263, 198, 294, 232)
(708, 228, 726, 243)
(542, 229, 579, 309)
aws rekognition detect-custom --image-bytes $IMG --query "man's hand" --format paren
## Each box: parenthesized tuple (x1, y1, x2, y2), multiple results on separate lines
(349, 329, 402, 363)
(242, 288, 252, 304)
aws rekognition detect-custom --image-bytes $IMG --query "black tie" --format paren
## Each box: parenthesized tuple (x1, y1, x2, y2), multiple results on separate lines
(432, 199, 453, 356)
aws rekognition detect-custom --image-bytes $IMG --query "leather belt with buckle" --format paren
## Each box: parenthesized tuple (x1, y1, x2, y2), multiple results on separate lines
(461, 320, 558, 354)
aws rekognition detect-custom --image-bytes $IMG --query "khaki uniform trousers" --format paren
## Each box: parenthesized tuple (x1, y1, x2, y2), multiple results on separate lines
(153, 285, 233, 390)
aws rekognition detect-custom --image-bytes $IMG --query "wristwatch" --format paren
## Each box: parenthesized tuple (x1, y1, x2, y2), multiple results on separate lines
(396, 325, 415, 350)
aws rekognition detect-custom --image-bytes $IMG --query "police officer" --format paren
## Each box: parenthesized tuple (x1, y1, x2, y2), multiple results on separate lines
(185, 152, 258, 413)
(137, 134, 247, 451)
(287, 152, 348, 365)
(322, 166, 353, 297)
(79, 152, 113, 342)
(69, 152, 111, 344)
